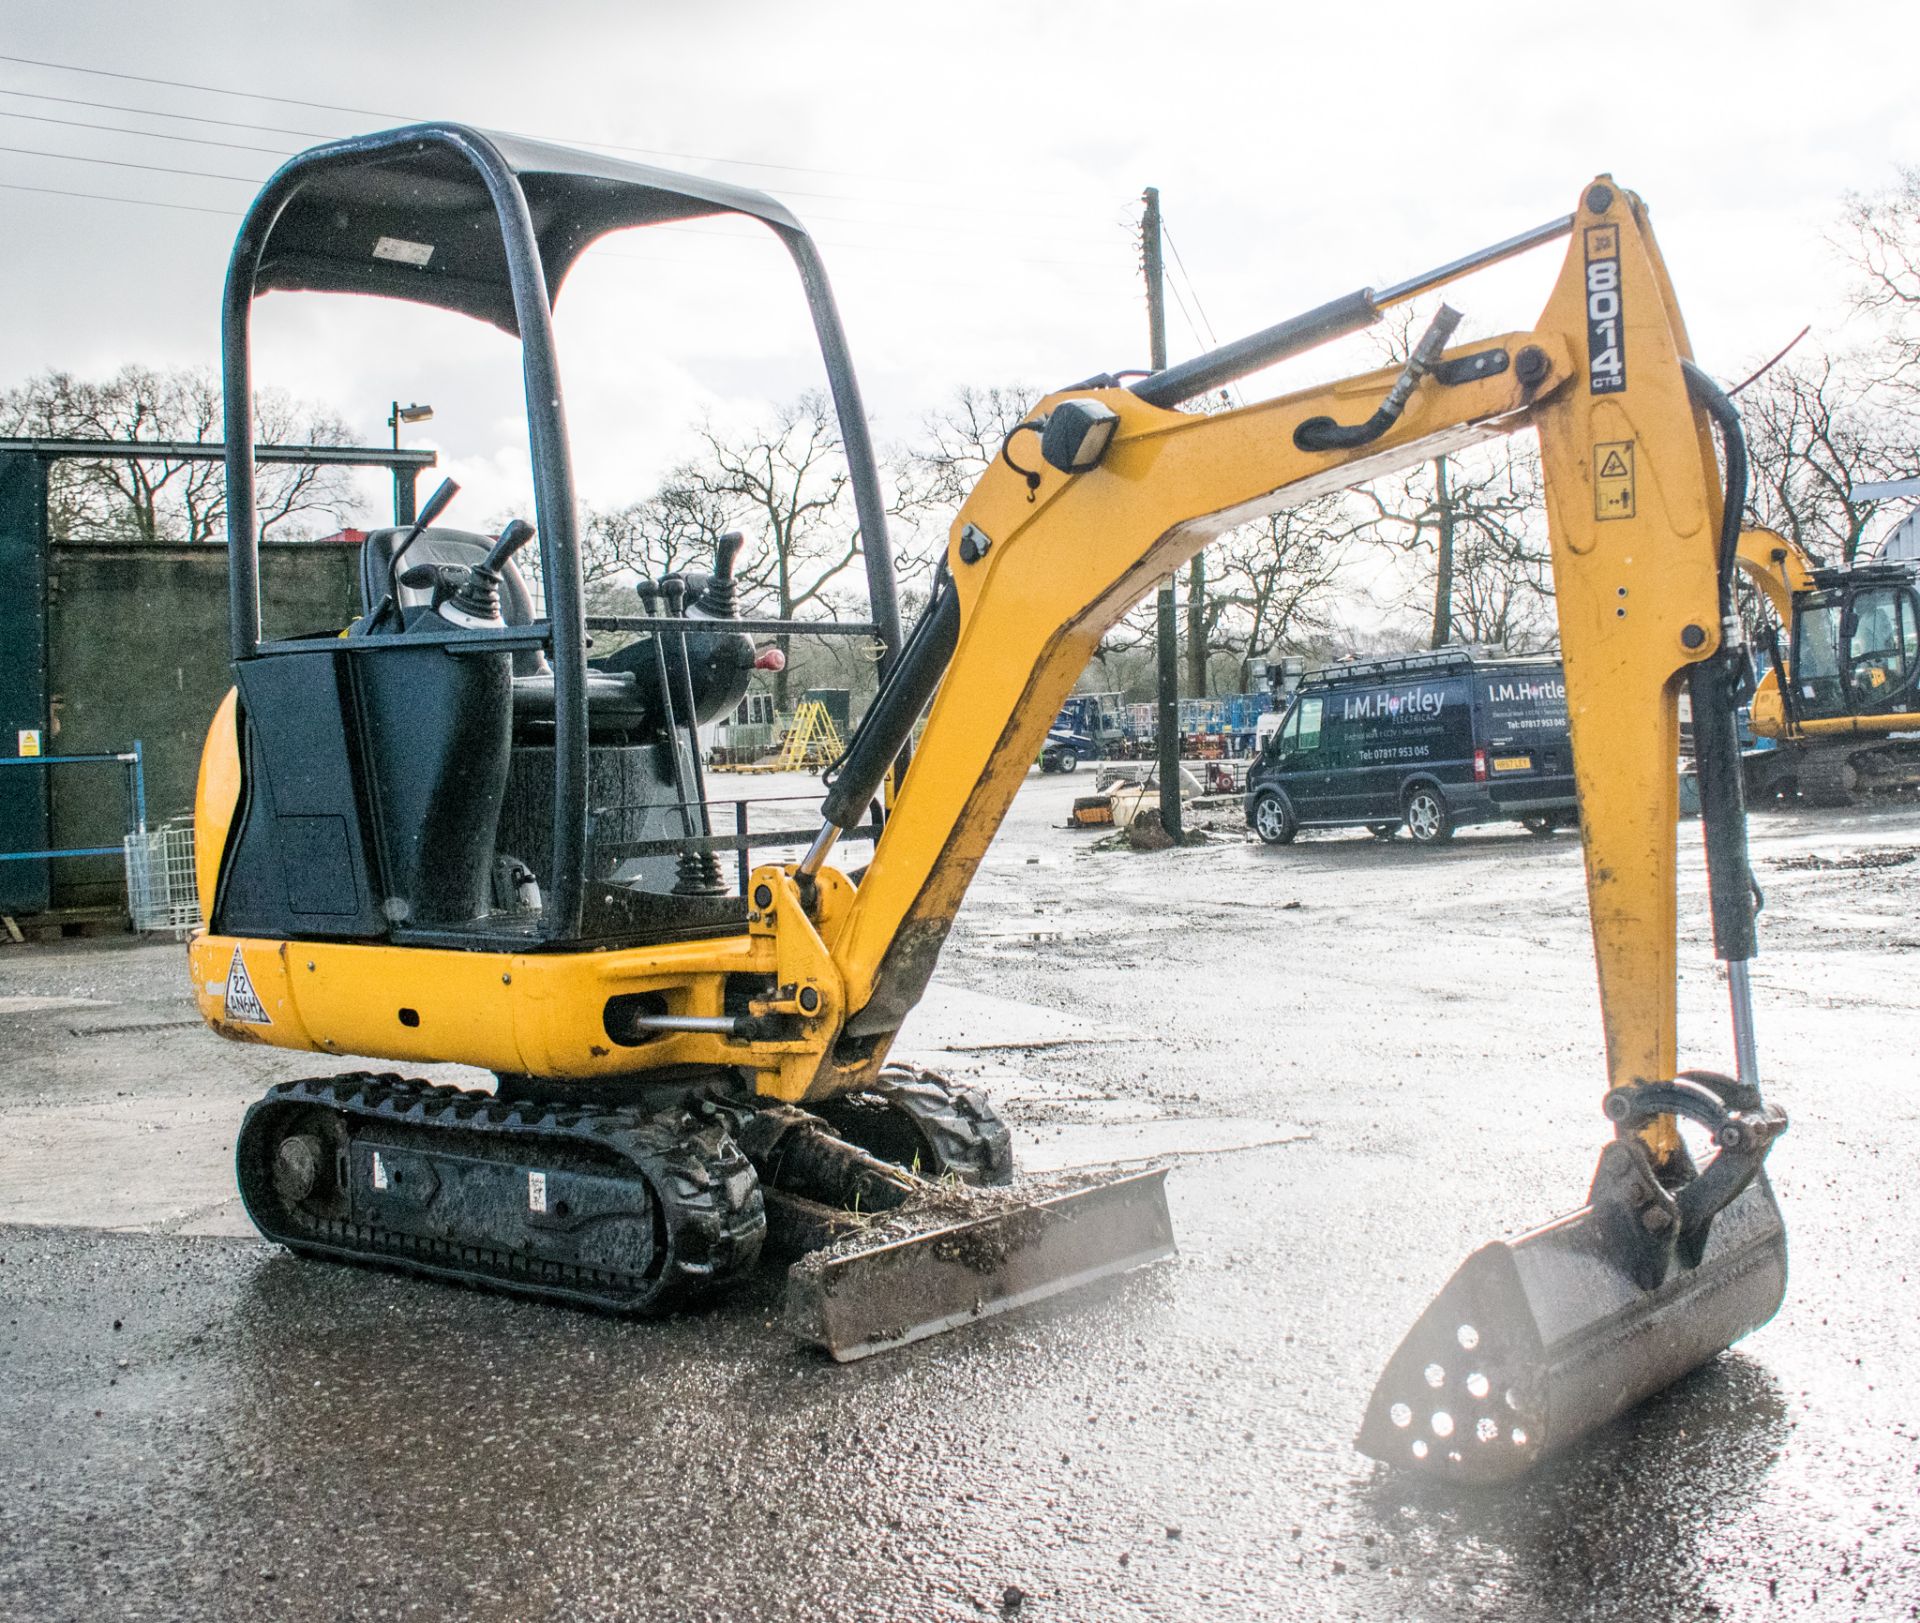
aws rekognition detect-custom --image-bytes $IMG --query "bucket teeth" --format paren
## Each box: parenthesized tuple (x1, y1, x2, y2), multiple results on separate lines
(1358, 1172, 1787, 1485)
(784, 1168, 1175, 1361)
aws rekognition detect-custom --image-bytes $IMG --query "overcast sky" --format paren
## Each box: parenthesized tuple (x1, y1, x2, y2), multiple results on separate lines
(2, 0, 1914, 535)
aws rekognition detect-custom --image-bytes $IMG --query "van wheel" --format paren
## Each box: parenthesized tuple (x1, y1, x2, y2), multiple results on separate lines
(1057, 748, 1079, 774)
(1251, 792, 1297, 846)
(1367, 822, 1399, 841)
(1403, 786, 1453, 845)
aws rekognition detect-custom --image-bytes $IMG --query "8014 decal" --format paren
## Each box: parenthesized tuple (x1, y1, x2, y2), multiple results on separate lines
(1584, 224, 1625, 394)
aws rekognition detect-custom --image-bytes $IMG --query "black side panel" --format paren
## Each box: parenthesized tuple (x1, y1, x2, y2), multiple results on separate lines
(0, 454, 50, 914)
(218, 652, 386, 939)
(352, 644, 512, 927)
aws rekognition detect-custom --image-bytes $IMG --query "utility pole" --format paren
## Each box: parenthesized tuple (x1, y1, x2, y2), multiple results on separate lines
(1429, 455, 1455, 649)
(1143, 187, 1182, 843)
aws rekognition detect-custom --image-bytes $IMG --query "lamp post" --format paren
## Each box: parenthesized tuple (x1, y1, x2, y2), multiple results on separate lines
(386, 401, 432, 522)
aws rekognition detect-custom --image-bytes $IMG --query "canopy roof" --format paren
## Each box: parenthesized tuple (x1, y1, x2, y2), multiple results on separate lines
(249, 123, 806, 334)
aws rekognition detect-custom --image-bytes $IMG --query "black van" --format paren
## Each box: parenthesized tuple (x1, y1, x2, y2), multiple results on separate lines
(1244, 650, 1578, 846)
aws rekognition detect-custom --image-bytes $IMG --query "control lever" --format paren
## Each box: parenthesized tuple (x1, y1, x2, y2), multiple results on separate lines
(439, 518, 535, 626)
(366, 477, 462, 632)
(393, 518, 536, 630)
(387, 477, 462, 579)
(694, 532, 747, 619)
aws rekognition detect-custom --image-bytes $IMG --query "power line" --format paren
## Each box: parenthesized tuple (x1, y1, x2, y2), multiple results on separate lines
(0, 50, 1115, 227)
(1162, 224, 1222, 347)
(0, 180, 1139, 322)
(0, 84, 332, 140)
(0, 167, 1128, 280)
(1163, 271, 1208, 355)
(1162, 217, 1239, 406)
(0, 50, 913, 188)
(0, 106, 294, 156)
(0, 51, 403, 121)
(0, 140, 259, 184)
(0, 96, 1124, 251)
(0, 137, 1127, 270)
(0, 178, 234, 216)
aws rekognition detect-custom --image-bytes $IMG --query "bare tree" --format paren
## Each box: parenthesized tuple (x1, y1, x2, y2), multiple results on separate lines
(1350, 440, 1553, 651)
(578, 474, 737, 607)
(1740, 351, 1918, 565)
(901, 383, 1042, 518)
(0, 365, 354, 543)
(681, 390, 869, 711)
(1844, 164, 1920, 394)
(1209, 496, 1359, 690)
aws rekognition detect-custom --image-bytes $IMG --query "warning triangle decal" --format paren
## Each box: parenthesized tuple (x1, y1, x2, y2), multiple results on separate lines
(225, 948, 271, 1025)
(1599, 448, 1630, 478)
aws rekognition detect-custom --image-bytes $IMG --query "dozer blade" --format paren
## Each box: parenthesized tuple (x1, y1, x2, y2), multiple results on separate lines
(784, 1168, 1175, 1361)
(1357, 1171, 1786, 1485)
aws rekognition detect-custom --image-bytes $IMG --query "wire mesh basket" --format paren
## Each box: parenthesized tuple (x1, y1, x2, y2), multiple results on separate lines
(123, 818, 203, 938)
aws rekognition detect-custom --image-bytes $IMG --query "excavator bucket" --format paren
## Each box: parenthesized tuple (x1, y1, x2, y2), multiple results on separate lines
(1359, 1087, 1788, 1484)
(783, 1169, 1175, 1361)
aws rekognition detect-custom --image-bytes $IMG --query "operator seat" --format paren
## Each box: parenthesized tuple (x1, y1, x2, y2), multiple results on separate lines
(355, 527, 653, 739)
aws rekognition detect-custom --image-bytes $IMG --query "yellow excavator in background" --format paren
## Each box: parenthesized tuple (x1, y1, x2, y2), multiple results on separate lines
(1736, 528, 1920, 803)
(190, 125, 1787, 1484)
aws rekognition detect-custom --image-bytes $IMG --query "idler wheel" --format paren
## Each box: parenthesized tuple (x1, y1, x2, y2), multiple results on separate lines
(272, 1133, 325, 1203)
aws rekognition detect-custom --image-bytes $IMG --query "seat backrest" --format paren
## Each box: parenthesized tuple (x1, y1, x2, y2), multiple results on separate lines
(357, 526, 545, 674)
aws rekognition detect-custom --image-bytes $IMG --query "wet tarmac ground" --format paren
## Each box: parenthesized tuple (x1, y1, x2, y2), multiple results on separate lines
(3, 774, 1918, 1620)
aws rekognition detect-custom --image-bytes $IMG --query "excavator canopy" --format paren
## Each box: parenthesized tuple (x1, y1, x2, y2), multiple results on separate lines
(245, 123, 808, 334)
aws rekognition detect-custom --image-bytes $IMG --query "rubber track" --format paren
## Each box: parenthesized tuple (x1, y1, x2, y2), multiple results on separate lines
(236, 1073, 765, 1314)
(1796, 748, 1861, 807)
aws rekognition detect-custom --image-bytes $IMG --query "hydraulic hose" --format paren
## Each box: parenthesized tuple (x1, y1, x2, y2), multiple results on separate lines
(1293, 306, 1463, 453)
(1681, 360, 1762, 1083)
(1682, 360, 1748, 619)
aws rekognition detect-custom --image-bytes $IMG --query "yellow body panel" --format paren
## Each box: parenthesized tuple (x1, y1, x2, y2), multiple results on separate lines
(193, 175, 1742, 1139)
(194, 689, 242, 919)
(188, 865, 857, 1099)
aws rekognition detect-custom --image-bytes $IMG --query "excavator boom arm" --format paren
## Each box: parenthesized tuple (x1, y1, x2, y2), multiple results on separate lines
(815, 180, 1729, 1124)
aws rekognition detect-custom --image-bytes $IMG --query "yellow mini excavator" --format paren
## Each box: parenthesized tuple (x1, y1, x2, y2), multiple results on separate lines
(191, 125, 1787, 1484)
(1736, 528, 1920, 803)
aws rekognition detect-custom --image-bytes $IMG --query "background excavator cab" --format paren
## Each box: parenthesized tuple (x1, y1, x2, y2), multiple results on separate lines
(1792, 575, 1920, 717)
(1739, 530, 1920, 801)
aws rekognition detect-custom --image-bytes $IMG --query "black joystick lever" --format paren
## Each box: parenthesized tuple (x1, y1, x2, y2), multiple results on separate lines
(387, 477, 461, 579)
(439, 517, 536, 625)
(696, 531, 746, 618)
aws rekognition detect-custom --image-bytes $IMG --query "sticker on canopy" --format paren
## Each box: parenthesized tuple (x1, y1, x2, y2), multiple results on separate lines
(373, 235, 434, 267)
(224, 948, 271, 1025)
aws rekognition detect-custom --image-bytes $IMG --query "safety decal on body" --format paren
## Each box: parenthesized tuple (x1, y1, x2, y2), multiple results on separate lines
(1593, 440, 1636, 521)
(528, 1170, 548, 1214)
(223, 947, 271, 1025)
(1584, 224, 1625, 395)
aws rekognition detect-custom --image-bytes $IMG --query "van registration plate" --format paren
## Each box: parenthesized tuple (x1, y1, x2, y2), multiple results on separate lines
(1492, 755, 1533, 772)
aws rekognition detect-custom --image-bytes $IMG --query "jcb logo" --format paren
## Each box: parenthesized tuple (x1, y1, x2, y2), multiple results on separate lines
(1584, 225, 1625, 394)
